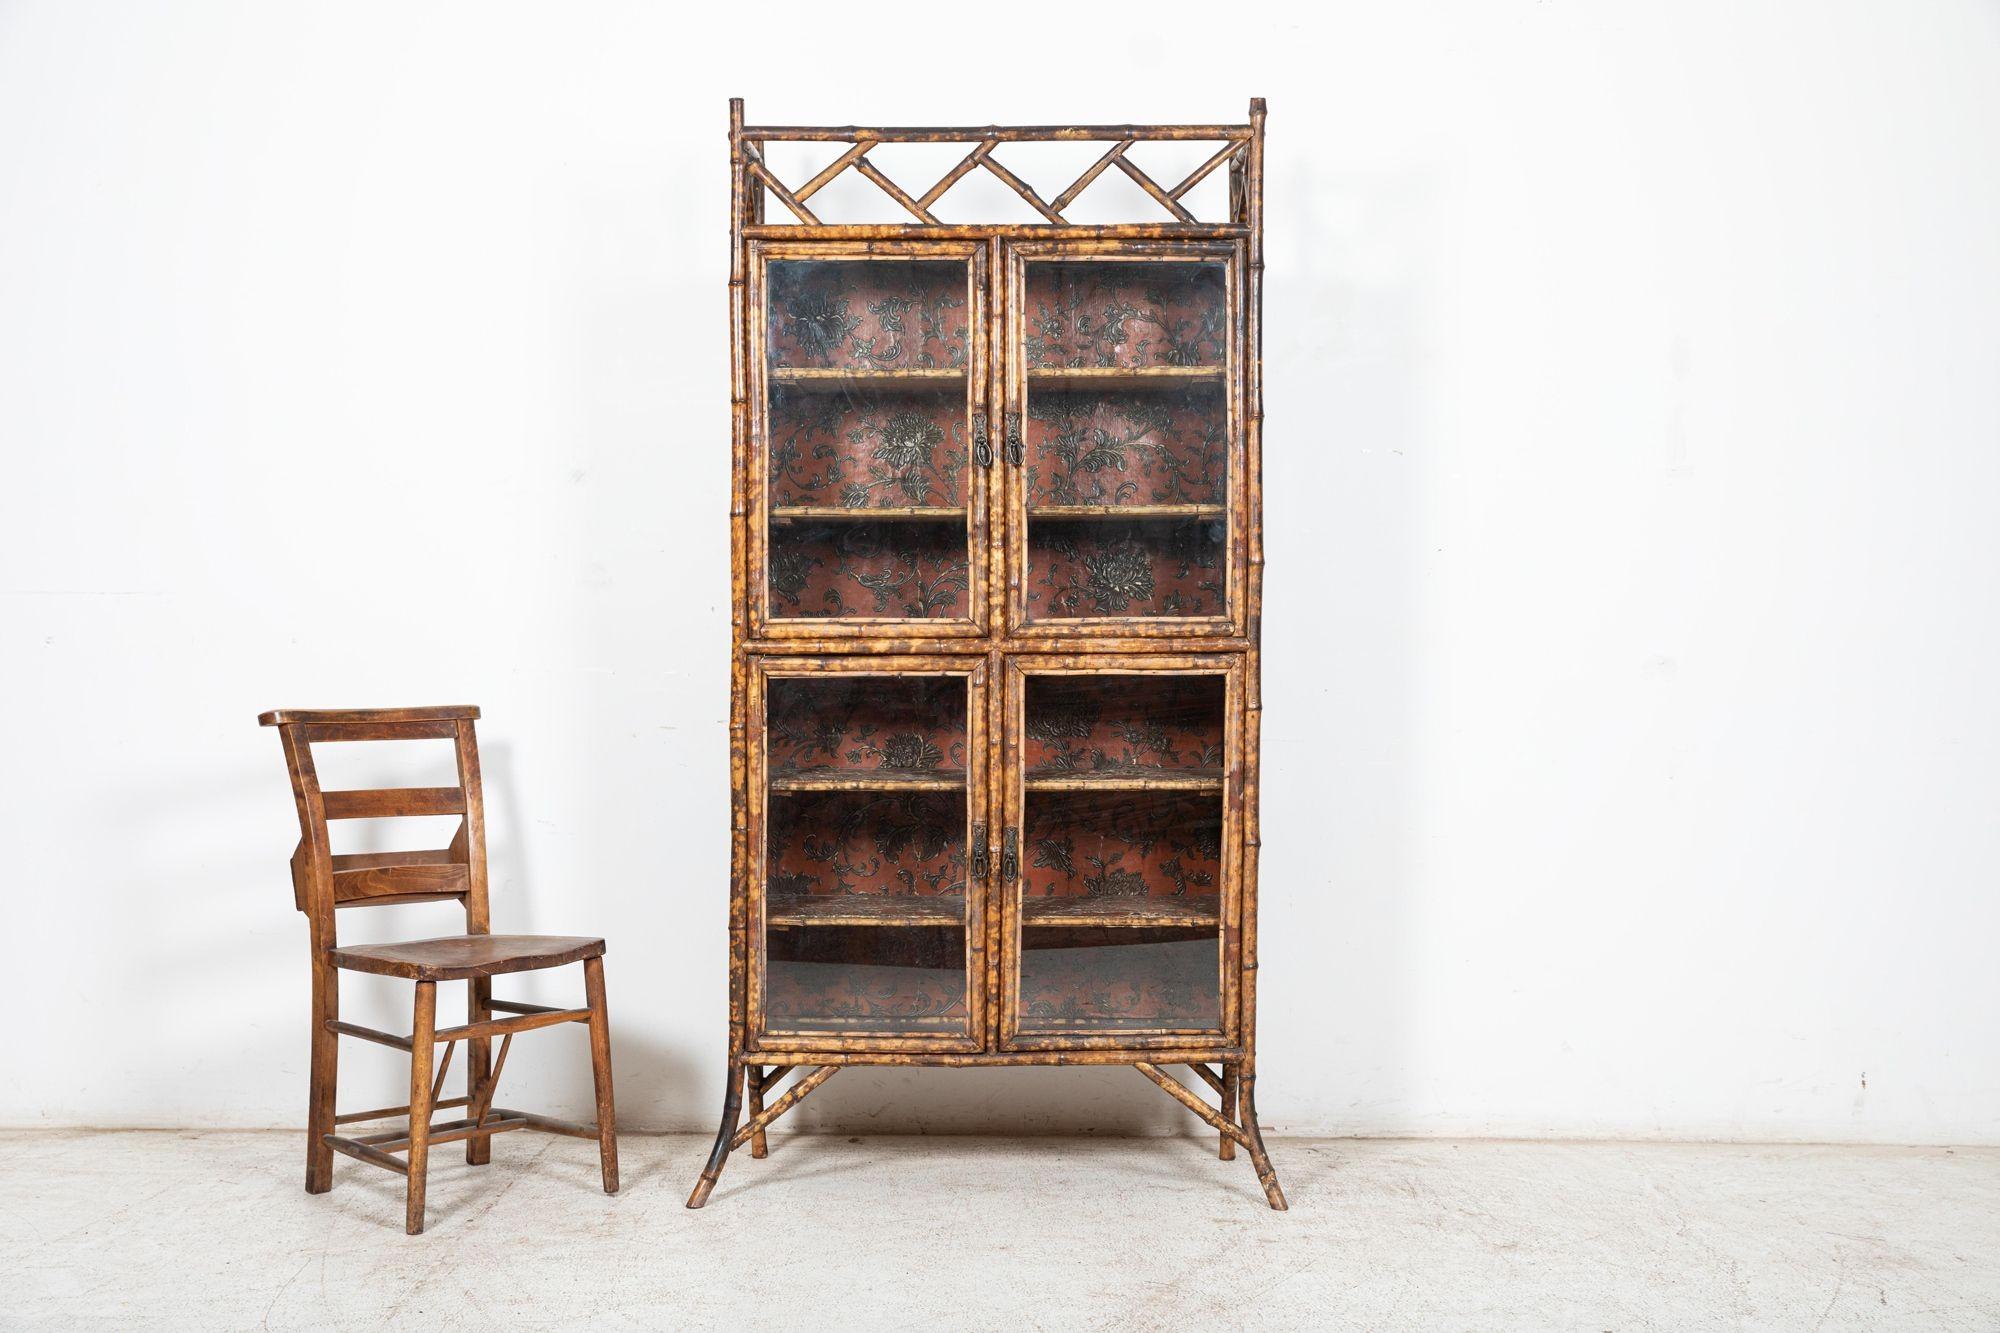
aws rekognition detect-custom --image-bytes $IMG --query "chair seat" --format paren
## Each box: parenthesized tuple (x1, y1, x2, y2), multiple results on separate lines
(329, 934, 605, 981)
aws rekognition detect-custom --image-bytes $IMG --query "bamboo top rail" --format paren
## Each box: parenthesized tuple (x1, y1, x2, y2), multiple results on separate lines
(735, 100, 1264, 229)
(738, 124, 1253, 143)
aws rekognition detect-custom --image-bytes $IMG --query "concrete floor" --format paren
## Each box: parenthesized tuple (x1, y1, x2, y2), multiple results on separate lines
(2, 1131, 1996, 1330)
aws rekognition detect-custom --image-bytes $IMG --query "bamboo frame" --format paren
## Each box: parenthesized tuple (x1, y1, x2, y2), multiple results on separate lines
(744, 237, 991, 644)
(698, 100, 1280, 1212)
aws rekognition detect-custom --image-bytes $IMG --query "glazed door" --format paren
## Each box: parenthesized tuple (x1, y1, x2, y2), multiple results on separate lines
(997, 656, 1241, 1050)
(748, 657, 989, 1053)
(749, 241, 992, 640)
(1001, 241, 1246, 639)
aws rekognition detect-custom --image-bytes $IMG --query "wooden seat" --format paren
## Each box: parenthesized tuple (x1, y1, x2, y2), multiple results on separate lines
(331, 934, 605, 981)
(261, 705, 619, 1234)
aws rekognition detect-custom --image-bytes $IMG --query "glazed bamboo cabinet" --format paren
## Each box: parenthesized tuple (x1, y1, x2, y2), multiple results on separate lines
(691, 99, 1282, 1209)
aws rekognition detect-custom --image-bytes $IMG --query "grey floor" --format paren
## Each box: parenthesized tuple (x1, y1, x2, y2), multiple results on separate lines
(3, 1130, 1996, 1330)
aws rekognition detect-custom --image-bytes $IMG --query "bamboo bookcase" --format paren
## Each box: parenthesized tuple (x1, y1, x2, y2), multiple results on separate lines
(692, 99, 1282, 1209)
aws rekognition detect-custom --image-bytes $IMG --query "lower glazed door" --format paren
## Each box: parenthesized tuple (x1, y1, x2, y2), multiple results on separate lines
(747, 656, 988, 1054)
(997, 655, 1242, 1050)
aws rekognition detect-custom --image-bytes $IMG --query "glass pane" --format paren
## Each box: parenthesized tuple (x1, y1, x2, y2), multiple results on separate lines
(1017, 673, 1225, 1035)
(762, 675, 970, 1038)
(1020, 258, 1230, 623)
(764, 257, 975, 623)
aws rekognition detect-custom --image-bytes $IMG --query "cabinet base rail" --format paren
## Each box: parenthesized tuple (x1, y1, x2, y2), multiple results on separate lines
(683, 1056, 1286, 1211)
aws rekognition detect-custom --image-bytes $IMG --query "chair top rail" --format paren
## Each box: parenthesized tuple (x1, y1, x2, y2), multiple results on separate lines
(260, 706, 480, 727)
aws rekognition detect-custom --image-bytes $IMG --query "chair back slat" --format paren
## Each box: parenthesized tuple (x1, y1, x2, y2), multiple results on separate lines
(298, 720, 461, 743)
(332, 861, 471, 904)
(261, 706, 488, 948)
(321, 787, 468, 820)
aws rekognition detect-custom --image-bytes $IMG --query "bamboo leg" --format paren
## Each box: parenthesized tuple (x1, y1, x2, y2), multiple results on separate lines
(685, 1059, 743, 1209)
(1239, 1071, 1286, 1211)
(747, 1066, 769, 1159)
(582, 957, 619, 1195)
(305, 956, 337, 1194)
(405, 981, 437, 1235)
(1220, 1064, 1239, 1162)
(465, 977, 492, 1165)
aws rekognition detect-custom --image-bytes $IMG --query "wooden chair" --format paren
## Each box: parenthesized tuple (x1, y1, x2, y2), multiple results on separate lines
(260, 705, 617, 1234)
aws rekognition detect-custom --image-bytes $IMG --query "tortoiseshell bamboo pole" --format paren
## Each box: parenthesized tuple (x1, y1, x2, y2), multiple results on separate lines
(743, 223, 1247, 242)
(1219, 1063, 1239, 1160)
(739, 123, 1252, 143)
(747, 1065, 769, 1158)
(728, 1064, 839, 1149)
(690, 95, 752, 1214)
(686, 1058, 743, 1209)
(1238, 98, 1284, 1210)
(1133, 1063, 1250, 1148)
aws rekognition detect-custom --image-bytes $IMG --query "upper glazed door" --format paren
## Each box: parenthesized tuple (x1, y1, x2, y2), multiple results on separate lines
(749, 241, 991, 640)
(1002, 241, 1246, 639)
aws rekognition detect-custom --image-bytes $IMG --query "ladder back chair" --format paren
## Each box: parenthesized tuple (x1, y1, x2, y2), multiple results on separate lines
(260, 705, 618, 1234)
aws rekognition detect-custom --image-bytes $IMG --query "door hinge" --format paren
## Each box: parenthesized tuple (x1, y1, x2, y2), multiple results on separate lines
(972, 411, 993, 468)
(970, 823, 988, 879)
(1001, 827, 1019, 882)
(1004, 412, 1024, 466)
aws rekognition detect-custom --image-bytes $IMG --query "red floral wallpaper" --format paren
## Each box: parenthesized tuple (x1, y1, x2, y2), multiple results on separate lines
(1023, 261, 1226, 369)
(769, 388, 970, 510)
(767, 260, 970, 370)
(1022, 791, 1222, 901)
(1023, 675, 1224, 776)
(1024, 387, 1226, 509)
(770, 520, 971, 619)
(768, 792, 965, 900)
(1026, 517, 1225, 619)
(766, 676, 967, 776)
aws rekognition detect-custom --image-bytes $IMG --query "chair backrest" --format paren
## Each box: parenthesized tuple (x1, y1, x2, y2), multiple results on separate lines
(260, 706, 490, 950)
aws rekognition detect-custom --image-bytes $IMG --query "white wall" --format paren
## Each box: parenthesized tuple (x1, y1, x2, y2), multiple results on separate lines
(4, 0, 1998, 1143)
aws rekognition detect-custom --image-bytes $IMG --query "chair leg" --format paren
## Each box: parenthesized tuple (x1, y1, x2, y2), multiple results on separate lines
(305, 959, 337, 1194)
(1219, 1064, 1239, 1162)
(465, 977, 492, 1166)
(582, 956, 619, 1195)
(405, 980, 438, 1235)
(685, 1059, 743, 1209)
(747, 1066, 769, 1159)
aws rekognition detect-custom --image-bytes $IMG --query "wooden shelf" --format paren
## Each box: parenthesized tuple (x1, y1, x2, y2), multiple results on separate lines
(770, 367, 966, 392)
(770, 506, 966, 525)
(1023, 769, 1225, 793)
(769, 770, 966, 793)
(767, 894, 966, 927)
(1029, 504, 1224, 522)
(1025, 366, 1223, 391)
(1021, 894, 1222, 928)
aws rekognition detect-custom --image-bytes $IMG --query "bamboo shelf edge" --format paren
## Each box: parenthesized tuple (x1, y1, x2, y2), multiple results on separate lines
(769, 506, 967, 524)
(1028, 504, 1224, 521)
(1025, 366, 1224, 389)
(1021, 894, 1222, 927)
(762, 893, 1222, 929)
(766, 894, 966, 927)
(768, 367, 966, 391)
(1023, 769, 1224, 791)
(768, 771, 966, 792)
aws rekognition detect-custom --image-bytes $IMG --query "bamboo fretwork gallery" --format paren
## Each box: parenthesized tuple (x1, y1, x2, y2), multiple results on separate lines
(691, 99, 1282, 1209)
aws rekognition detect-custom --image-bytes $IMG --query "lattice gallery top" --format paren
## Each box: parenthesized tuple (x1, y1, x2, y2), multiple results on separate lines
(733, 99, 1266, 229)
